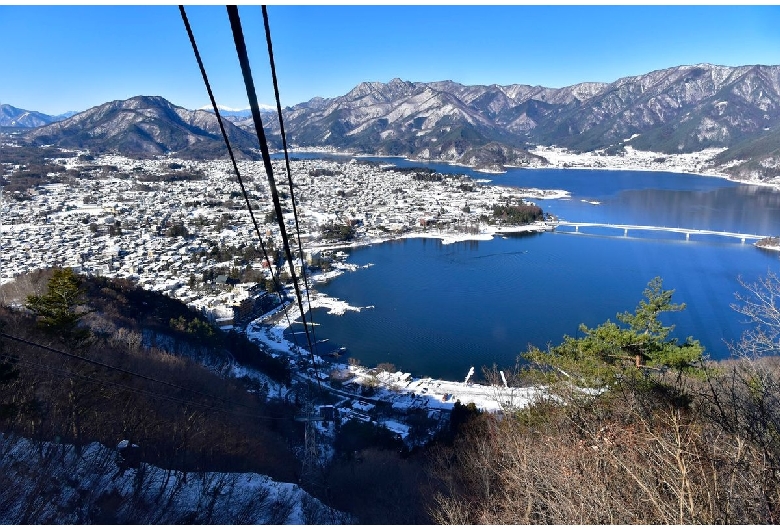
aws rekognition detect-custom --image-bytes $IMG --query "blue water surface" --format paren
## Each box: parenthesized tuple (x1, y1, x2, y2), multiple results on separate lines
(281, 154, 780, 381)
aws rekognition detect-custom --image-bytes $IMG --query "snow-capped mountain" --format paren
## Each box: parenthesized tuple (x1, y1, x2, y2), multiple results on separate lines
(12, 63, 780, 176)
(198, 103, 276, 123)
(199, 104, 251, 118)
(271, 64, 780, 154)
(258, 63, 780, 174)
(258, 77, 549, 170)
(24, 96, 261, 159)
(0, 104, 61, 128)
(54, 110, 80, 120)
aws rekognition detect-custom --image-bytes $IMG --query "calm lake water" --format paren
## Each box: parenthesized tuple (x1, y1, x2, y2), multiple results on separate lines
(283, 154, 780, 381)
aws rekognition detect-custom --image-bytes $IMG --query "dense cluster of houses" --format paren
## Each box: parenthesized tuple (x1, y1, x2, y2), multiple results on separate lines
(1, 148, 562, 445)
(1, 151, 548, 325)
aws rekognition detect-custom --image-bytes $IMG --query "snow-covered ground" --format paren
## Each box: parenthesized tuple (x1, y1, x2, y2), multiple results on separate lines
(529, 145, 780, 190)
(246, 289, 370, 362)
(398, 221, 556, 246)
(529, 145, 729, 175)
(344, 365, 542, 414)
(0, 433, 352, 524)
(287, 144, 780, 190)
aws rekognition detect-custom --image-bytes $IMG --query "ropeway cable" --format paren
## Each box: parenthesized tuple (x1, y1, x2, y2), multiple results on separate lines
(179, 4, 305, 355)
(260, 4, 318, 348)
(226, 5, 321, 390)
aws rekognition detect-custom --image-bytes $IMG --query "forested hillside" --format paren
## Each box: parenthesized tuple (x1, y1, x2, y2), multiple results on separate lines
(2, 269, 780, 523)
(0, 268, 428, 523)
(0, 270, 303, 511)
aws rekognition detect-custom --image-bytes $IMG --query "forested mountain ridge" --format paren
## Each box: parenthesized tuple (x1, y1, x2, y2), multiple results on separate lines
(0, 266, 437, 523)
(21, 96, 261, 160)
(262, 63, 780, 177)
(12, 64, 780, 178)
(0, 269, 350, 523)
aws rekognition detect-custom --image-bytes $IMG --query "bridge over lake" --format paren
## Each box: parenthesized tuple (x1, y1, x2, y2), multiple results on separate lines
(554, 221, 767, 243)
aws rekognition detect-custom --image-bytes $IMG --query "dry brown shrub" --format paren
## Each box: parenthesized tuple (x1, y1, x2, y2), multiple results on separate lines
(429, 378, 778, 524)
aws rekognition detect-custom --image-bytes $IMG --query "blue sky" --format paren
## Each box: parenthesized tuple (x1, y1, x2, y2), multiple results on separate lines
(2, 4, 780, 115)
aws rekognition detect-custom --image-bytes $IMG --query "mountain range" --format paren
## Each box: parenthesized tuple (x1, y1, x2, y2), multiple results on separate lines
(262, 63, 780, 178)
(0, 104, 76, 128)
(8, 63, 780, 179)
(198, 104, 261, 121)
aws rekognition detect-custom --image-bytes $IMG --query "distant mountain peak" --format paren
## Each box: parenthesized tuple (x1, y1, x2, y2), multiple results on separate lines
(54, 110, 79, 120)
(198, 104, 248, 112)
(23, 95, 261, 160)
(0, 103, 63, 128)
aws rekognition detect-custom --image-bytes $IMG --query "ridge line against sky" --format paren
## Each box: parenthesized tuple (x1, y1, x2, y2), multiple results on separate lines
(1, 4, 779, 115)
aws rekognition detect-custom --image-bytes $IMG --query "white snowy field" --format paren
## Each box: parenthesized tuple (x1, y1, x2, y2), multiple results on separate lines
(528, 145, 730, 176)
(399, 221, 557, 246)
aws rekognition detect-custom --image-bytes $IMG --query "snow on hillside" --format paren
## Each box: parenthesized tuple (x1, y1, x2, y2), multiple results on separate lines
(0, 433, 351, 524)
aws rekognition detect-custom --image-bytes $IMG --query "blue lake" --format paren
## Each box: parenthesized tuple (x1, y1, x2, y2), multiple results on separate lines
(282, 154, 780, 381)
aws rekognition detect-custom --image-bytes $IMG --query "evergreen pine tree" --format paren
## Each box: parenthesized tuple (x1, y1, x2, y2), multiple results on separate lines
(524, 277, 704, 388)
(26, 268, 91, 347)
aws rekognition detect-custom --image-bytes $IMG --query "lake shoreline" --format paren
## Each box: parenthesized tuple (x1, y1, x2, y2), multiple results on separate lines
(255, 151, 780, 411)
(285, 145, 780, 192)
(246, 282, 538, 414)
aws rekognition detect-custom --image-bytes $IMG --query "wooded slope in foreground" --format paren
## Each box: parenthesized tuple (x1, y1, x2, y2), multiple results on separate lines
(1, 270, 780, 523)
